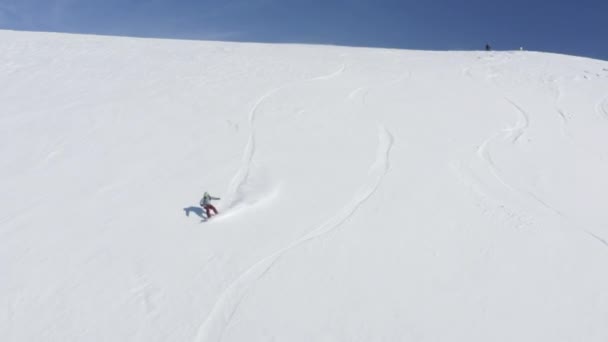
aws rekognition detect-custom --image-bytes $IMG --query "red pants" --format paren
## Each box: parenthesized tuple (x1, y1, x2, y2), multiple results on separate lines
(204, 204, 218, 217)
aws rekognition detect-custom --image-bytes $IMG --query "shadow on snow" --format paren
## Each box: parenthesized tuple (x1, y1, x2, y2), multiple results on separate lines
(183, 206, 209, 221)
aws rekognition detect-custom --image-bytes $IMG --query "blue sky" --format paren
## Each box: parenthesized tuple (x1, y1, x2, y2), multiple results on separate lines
(0, 0, 606, 60)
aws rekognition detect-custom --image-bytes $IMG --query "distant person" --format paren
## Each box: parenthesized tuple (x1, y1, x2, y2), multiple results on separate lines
(485, 44, 491, 51)
(200, 191, 221, 218)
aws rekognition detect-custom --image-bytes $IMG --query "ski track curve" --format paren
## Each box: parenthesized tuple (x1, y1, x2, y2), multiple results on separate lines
(503, 98, 530, 143)
(474, 97, 531, 199)
(224, 87, 281, 209)
(556, 108, 568, 125)
(347, 70, 410, 107)
(476, 100, 564, 218)
(224, 63, 347, 209)
(311, 63, 346, 81)
(475, 99, 608, 251)
(549, 78, 572, 138)
(194, 126, 394, 342)
(597, 96, 608, 120)
(477, 134, 608, 251)
(555, 108, 571, 138)
(348, 86, 367, 101)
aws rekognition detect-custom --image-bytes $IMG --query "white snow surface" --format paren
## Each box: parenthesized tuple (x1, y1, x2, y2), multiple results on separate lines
(2, 30, 608, 342)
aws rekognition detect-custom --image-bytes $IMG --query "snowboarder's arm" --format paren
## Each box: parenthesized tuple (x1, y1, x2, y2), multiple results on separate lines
(211, 196, 221, 200)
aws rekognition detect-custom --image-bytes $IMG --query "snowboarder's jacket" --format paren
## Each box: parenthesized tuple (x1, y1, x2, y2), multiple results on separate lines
(200, 192, 220, 206)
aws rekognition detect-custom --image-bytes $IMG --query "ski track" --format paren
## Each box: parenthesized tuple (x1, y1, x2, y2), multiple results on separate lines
(476, 133, 525, 201)
(503, 98, 530, 143)
(194, 126, 393, 342)
(585, 230, 608, 249)
(477, 135, 608, 251)
(556, 108, 571, 138)
(476, 101, 564, 218)
(597, 96, 608, 120)
(549, 78, 570, 138)
(556, 108, 568, 125)
(474, 98, 530, 201)
(451, 162, 533, 231)
(474, 99, 608, 250)
(224, 87, 280, 209)
(311, 63, 346, 81)
(348, 71, 410, 107)
(225, 63, 347, 209)
(348, 86, 367, 101)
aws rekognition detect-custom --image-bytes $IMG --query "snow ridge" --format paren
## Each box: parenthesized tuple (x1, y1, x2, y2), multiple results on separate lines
(194, 125, 393, 342)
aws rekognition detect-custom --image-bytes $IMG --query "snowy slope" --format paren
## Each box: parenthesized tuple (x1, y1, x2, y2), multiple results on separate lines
(1, 30, 608, 342)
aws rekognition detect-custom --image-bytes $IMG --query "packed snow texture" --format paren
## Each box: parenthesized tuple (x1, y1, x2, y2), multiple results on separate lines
(1, 30, 608, 341)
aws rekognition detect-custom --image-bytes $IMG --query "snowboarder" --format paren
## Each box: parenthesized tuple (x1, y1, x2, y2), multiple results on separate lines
(200, 192, 221, 218)
(485, 43, 491, 51)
